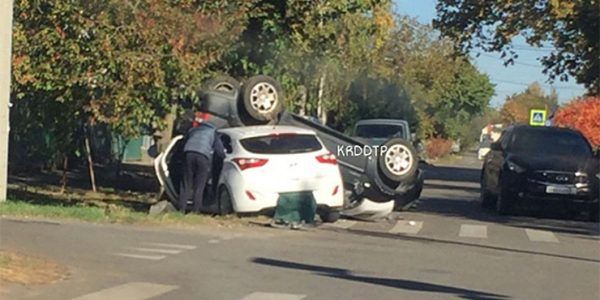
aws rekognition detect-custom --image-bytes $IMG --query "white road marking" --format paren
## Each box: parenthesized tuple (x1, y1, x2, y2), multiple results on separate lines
(323, 220, 357, 229)
(459, 224, 488, 238)
(388, 220, 423, 234)
(241, 292, 307, 300)
(127, 247, 182, 254)
(112, 253, 166, 260)
(525, 229, 559, 243)
(208, 239, 220, 244)
(71, 282, 177, 300)
(143, 242, 197, 250)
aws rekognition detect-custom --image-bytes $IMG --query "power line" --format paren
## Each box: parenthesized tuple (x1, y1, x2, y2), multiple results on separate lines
(489, 78, 583, 90)
(474, 52, 541, 68)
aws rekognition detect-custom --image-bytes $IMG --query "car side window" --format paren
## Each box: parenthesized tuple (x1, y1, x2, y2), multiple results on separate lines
(220, 134, 233, 154)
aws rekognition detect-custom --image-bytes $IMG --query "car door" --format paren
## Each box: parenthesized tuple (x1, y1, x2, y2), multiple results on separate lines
(484, 129, 511, 194)
(154, 135, 184, 202)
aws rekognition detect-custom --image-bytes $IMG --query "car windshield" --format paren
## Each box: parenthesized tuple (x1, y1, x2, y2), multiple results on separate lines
(509, 129, 592, 157)
(240, 134, 323, 154)
(355, 124, 405, 139)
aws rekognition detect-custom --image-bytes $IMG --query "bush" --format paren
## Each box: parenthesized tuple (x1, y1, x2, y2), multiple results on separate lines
(426, 137, 453, 159)
(554, 96, 600, 148)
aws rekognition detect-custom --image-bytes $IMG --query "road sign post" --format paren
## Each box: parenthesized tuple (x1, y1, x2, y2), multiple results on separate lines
(0, 0, 14, 202)
(529, 109, 547, 126)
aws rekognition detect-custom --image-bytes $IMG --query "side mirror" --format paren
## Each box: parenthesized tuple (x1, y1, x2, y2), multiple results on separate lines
(491, 142, 501, 151)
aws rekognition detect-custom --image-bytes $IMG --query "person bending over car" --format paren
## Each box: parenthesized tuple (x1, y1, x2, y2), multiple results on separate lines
(178, 112, 225, 213)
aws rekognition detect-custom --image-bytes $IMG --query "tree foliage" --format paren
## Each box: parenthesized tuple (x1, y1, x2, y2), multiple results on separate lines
(11, 0, 251, 165)
(434, 0, 600, 94)
(554, 96, 600, 148)
(11, 0, 496, 173)
(499, 82, 558, 124)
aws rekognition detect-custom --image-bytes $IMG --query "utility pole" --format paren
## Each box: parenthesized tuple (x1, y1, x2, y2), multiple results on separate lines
(0, 0, 14, 202)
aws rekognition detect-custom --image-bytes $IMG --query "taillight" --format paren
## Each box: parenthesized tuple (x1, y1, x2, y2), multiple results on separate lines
(316, 153, 337, 165)
(245, 191, 256, 200)
(232, 158, 268, 170)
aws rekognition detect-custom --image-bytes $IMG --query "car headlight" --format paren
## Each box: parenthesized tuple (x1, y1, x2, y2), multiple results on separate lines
(507, 161, 526, 174)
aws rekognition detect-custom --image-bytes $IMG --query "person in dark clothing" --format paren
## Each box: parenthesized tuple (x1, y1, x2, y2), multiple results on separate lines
(178, 113, 225, 213)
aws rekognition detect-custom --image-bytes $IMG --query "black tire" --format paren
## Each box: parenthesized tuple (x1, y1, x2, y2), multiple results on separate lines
(496, 185, 513, 215)
(480, 176, 495, 209)
(217, 185, 234, 216)
(240, 75, 284, 122)
(378, 138, 418, 182)
(393, 178, 423, 211)
(320, 210, 340, 223)
(589, 207, 599, 222)
(203, 75, 240, 94)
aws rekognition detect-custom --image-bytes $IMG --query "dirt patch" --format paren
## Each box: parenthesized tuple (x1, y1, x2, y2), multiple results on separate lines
(0, 250, 69, 286)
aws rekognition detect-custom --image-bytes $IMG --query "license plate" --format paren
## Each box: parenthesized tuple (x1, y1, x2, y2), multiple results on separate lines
(546, 186, 576, 195)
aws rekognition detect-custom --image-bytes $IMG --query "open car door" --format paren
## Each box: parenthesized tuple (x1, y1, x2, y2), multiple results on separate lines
(154, 135, 184, 203)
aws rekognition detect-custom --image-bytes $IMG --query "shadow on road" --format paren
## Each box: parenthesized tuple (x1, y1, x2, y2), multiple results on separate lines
(321, 227, 600, 264)
(251, 257, 510, 300)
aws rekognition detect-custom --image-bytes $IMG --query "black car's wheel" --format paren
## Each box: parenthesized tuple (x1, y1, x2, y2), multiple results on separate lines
(589, 207, 599, 222)
(319, 210, 340, 223)
(241, 75, 284, 122)
(203, 75, 240, 94)
(496, 184, 513, 215)
(480, 176, 495, 209)
(217, 185, 234, 216)
(378, 138, 418, 182)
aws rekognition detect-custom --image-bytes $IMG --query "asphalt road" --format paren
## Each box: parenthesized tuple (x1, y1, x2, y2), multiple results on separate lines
(1, 151, 599, 300)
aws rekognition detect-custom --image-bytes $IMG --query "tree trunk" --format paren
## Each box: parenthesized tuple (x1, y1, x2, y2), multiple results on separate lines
(298, 85, 307, 116)
(317, 72, 327, 125)
(84, 129, 97, 193)
(60, 154, 68, 194)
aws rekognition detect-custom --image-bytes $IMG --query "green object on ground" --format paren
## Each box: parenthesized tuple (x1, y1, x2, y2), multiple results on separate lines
(273, 192, 317, 225)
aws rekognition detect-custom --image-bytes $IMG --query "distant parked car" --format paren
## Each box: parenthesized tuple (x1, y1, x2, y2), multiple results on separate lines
(155, 125, 344, 222)
(353, 119, 413, 145)
(481, 125, 599, 221)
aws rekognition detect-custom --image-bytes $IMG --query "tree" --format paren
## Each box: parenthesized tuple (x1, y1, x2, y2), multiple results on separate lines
(554, 96, 600, 148)
(500, 82, 558, 124)
(434, 0, 600, 94)
(218, 0, 394, 125)
(11, 0, 252, 190)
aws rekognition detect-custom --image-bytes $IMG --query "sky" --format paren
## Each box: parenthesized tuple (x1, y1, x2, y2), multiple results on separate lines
(393, 0, 587, 108)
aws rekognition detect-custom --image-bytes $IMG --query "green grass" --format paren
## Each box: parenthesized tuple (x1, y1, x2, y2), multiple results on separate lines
(0, 252, 11, 268)
(0, 199, 251, 227)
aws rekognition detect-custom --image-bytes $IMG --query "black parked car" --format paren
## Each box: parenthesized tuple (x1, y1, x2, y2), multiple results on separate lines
(193, 75, 422, 207)
(481, 125, 599, 221)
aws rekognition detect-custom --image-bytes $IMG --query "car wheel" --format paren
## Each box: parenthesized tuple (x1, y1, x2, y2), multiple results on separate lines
(241, 75, 284, 122)
(480, 179, 495, 209)
(217, 185, 234, 216)
(378, 138, 418, 182)
(319, 210, 340, 223)
(496, 186, 513, 215)
(393, 178, 423, 211)
(203, 75, 240, 94)
(589, 207, 599, 222)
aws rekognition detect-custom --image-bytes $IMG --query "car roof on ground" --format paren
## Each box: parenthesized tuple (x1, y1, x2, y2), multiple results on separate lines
(218, 125, 316, 138)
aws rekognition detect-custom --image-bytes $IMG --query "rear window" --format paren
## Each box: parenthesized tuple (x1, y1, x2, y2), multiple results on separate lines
(509, 128, 592, 157)
(355, 124, 405, 139)
(240, 134, 323, 154)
